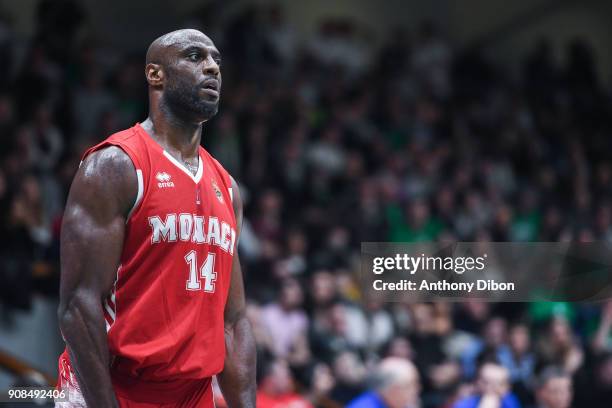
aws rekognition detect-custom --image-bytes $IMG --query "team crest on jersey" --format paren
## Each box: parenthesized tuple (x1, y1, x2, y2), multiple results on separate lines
(212, 179, 224, 203)
(156, 172, 175, 188)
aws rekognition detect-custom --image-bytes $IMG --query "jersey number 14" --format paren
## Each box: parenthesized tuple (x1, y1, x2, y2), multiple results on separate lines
(185, 250, 217, 292)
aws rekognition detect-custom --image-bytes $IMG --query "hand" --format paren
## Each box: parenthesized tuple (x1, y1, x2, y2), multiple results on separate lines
(311, 363, 335, 396)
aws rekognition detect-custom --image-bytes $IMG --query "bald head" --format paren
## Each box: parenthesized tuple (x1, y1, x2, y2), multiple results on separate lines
(371, 358, 420, 408)
(146, 29, 214, 66)
(144, 29, 222, 123)
(375, 358, 419, 388)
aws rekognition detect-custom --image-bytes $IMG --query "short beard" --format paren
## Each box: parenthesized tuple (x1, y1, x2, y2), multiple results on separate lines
(162, 72, 219, 122)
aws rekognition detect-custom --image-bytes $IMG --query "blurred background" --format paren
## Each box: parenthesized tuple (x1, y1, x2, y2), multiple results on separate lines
(1, 0, 612, 407)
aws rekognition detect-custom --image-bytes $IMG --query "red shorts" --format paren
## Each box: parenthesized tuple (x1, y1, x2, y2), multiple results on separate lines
(56, 352, 214, 408)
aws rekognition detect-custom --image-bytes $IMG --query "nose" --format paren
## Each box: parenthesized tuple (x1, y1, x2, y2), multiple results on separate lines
(204, 56, 220, 76)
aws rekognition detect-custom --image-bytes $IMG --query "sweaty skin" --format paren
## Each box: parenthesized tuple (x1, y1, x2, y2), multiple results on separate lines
(58, 29, 256, 408)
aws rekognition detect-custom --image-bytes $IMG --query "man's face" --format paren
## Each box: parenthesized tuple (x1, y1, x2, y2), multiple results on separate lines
(163, 33, 222, 121)
(509, 325, 530, 354)
(538, 377, 572, 408)
(269, 360, 293, 395)
(477, 364, 510, 397)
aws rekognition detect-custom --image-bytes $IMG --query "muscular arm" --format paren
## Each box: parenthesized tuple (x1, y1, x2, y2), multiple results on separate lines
(217, 177, 257, 408)
(57, 147, 137, 408)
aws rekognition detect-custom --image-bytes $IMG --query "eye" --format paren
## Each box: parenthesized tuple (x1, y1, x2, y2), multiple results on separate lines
(214, 58, 222, 67)
(187, 52, 200, 62)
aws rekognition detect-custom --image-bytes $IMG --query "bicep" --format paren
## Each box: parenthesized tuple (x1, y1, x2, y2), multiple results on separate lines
(60, 147, 137, 304)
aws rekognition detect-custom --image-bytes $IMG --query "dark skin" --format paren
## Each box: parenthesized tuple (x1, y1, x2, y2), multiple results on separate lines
(58, 29, 256, 408)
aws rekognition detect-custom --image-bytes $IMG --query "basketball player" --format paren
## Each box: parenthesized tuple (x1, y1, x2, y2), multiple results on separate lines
(55, 29, 256, 407)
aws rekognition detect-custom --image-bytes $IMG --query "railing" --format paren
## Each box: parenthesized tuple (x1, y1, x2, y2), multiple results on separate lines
(0, 349, 56, 387)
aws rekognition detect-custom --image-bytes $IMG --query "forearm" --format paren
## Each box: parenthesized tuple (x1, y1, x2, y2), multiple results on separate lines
(59, 294, 118, 408)
(218, 316, 257, 408)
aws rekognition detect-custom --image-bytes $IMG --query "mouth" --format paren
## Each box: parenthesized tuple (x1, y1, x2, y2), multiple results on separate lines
(201, 80, 220, 98)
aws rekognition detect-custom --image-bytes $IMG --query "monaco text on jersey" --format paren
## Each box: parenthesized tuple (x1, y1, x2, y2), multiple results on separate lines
(148, 213, 237, 255)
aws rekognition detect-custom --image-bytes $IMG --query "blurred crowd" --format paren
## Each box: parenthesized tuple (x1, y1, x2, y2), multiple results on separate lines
(1, 1, 612, 407)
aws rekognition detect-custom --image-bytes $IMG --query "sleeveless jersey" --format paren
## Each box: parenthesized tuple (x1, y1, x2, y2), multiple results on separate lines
(59, 123, 236, 403)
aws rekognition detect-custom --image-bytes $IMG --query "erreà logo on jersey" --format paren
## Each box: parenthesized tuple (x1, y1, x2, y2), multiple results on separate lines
(156, 172, 175, 188)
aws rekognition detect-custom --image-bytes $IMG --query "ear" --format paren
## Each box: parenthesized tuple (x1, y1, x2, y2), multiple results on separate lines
(145, 63, 164, 86)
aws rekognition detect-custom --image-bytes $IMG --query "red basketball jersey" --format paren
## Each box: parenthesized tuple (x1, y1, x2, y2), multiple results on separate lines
(59, 123, 236, 403)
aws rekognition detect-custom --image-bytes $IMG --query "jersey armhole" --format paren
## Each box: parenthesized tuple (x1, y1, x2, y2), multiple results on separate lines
(126, 169, 144, 221)
(81, 141, 146, 223)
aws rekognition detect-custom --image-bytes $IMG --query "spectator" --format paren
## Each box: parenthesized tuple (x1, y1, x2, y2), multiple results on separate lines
(498, 323, 535, 383)
(256, 358, 313, 408)
(532, 367, 572, 408)
(453, 362, 521, 408)
(2, 3, 612, 407)
(497, 323, 535, 405)
(462, 317, 508, 379)
(21, 104, 64, 172)
(330, 350, 367, 404)
(536, 317, 583, 375)
(71, 68, 115, 139)
(347, 357, 421, 408)
(260, 277, 309, 358)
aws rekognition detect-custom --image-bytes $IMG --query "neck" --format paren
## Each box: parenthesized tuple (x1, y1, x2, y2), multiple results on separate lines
(142, 102, 203, 160)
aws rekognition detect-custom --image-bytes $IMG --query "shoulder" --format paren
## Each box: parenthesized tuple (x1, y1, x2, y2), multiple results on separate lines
(82, 125, 148, 164)
(80, 146, 135, 184)
(73, 146, 138, 217)
(85, 128, 142, 156)
(105, 125, 142, 144)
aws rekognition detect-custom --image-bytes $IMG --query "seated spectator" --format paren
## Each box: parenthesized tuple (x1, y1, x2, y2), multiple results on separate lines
(330, 350, 367, 404)
(462, 317, 508, 379)
(20, 104, 64, 172)
(256, 358, 313, 408)
(592, 353, 612, 407)
(574, 352, 612, 408)
(532, 366, 572, 408)
(299, 362, 336, 407)
(245, 301, 275, 353)
(497, 323, 534, 384)
(497, 323, 535, 405)
(260, 277, 309, 358)
(383, 336, 415, 361)
(536, 316, 583, 375)
(310, 301, 365, 360)
(363, 297, 395, 350)
(591, 300, 612, 354)
(347, 357, 421, 408)
(453, 362, 521, 408)
(409, 302, 461, 404)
